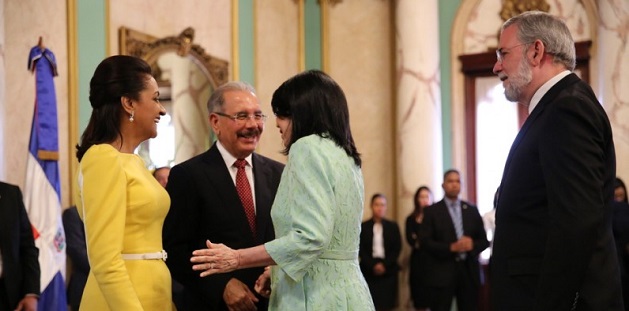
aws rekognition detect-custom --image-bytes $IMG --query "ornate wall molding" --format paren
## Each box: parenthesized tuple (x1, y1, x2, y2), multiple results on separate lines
(119, 27, 229, 88)
(500, 0, 550, 21)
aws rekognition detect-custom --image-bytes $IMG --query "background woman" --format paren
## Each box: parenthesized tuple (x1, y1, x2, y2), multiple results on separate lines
(74, 55, 172, 310)
(405, 186, 433, 311)
(360, 193, 402, 311)
(615, 177, 628, 203)
(613, 177, 629, 309)
(190, 70, 375, 310)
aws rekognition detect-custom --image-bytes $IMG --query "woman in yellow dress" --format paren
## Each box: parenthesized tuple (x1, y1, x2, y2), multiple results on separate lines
(74, 55, 173, 310)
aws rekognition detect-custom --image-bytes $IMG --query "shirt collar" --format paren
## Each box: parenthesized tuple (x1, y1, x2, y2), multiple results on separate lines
(529, 70, 571, 114)
(216, 141, 253, 167)
(445, 197, 460, 208)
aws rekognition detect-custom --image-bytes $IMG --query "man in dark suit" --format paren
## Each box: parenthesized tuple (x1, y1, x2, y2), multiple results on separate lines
(163, 81, 284, 310)
(420, 169, 488, 311)
(490, 11, 623, 310)
(359, 193, 402, 311)
(62, 206, 88, 311)
(0, 182, 40, 311)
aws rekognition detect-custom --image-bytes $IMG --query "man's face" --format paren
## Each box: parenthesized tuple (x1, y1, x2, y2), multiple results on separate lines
(493, 25, 533, 103)
(442, 172, 461, 200)
(210, 90, 264, 159)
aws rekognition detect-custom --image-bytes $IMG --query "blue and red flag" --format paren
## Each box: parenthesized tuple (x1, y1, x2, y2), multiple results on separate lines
(23, 43, 68, 311)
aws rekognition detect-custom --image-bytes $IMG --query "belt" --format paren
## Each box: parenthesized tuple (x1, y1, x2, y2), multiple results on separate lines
(320, 250, 357, 261)
(121, 250, 167, 261)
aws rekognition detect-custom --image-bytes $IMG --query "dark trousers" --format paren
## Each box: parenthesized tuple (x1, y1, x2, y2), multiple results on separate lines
(0, 278, 11, 311)
(427, 262, 478, 311)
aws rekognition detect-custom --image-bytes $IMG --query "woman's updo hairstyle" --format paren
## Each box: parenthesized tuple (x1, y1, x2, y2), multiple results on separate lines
(76, 55, 152, 161)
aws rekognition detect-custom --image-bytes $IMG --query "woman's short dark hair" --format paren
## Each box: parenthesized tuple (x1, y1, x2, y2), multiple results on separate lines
(76, 55, 153, 161)
(271, 70, 361, 167)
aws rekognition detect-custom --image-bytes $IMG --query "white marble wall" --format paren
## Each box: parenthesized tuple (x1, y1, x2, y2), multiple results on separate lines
(598, 0, 629, 182)
(327, 0, 395, 221)
(2, 0, 69, 205)
(0, 0, 5, 180)
(254, 0, 299, 164)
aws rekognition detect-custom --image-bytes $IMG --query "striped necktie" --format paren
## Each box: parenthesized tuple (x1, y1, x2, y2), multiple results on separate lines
(449, 201, 466, 260)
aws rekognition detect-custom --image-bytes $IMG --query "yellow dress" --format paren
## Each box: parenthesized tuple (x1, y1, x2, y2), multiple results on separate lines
(74, 144, 173, 310)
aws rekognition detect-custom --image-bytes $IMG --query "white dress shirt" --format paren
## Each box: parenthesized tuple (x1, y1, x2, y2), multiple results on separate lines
(372, 222, 385, 259)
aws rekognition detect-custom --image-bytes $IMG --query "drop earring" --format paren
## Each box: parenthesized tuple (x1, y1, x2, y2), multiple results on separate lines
(129, 111, 135, 122)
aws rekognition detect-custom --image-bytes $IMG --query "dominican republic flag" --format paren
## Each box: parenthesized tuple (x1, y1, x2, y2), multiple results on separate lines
(23, 43, 68, 310)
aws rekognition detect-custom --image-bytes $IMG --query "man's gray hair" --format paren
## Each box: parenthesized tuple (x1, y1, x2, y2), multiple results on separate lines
(502, 11, 576, 71)
(207, 81, 257, 113)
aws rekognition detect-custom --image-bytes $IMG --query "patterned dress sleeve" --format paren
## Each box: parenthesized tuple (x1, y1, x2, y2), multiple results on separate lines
(265, 138, 335, 282)
(78, 145, 143, 309)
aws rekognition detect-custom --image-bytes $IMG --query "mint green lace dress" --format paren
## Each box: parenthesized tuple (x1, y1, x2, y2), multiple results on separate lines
(265, 135, 375, 311)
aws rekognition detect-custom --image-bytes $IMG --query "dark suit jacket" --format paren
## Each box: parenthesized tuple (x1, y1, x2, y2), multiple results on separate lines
(359, 218, 402, 278)
(62, 206, 89, 310)
(0, 182, 40, 309)
(420, 199, 488, 288)
(613, 201, 629, 278)
(163, 143, 284, 310)
(491, 73, 623, 311)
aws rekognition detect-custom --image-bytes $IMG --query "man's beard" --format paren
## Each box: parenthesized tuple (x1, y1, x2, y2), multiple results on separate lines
(504, 57, 532, 102)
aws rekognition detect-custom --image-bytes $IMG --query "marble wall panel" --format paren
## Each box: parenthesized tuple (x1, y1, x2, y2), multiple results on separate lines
(598, 0, 629, 182)
(254, 0, 299, 164)
(0, 0, 5, 179)
(328, 0, 394, 220)
(3, 0, 69, 206)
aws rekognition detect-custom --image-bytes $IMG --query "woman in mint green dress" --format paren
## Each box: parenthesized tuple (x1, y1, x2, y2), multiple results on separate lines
(191, 70, 375, 310)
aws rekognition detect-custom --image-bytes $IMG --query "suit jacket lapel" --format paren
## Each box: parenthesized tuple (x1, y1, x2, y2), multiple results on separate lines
(252, 153, 274, 242)
(437, 200, 458, 240)
(202, 145, 239, 203)
(364, 219, 375, 254)
(460, 202, 470, 234)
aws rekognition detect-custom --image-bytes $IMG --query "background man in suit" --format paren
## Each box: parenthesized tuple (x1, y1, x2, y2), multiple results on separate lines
(0, 181, 40, 311)
(360, 193, 402, 311)
(490, 11, 623, 310)
(163, 81, 284, 310)
(62, 206, 88, 311)
(421, 169, 488, 311)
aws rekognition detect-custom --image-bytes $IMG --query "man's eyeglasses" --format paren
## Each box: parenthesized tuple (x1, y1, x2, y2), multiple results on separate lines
(495, 42, 531, 63)
(215, 112, 267, 123)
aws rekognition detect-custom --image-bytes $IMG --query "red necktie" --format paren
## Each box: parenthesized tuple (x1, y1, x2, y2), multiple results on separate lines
(234, 159, 256, 237)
